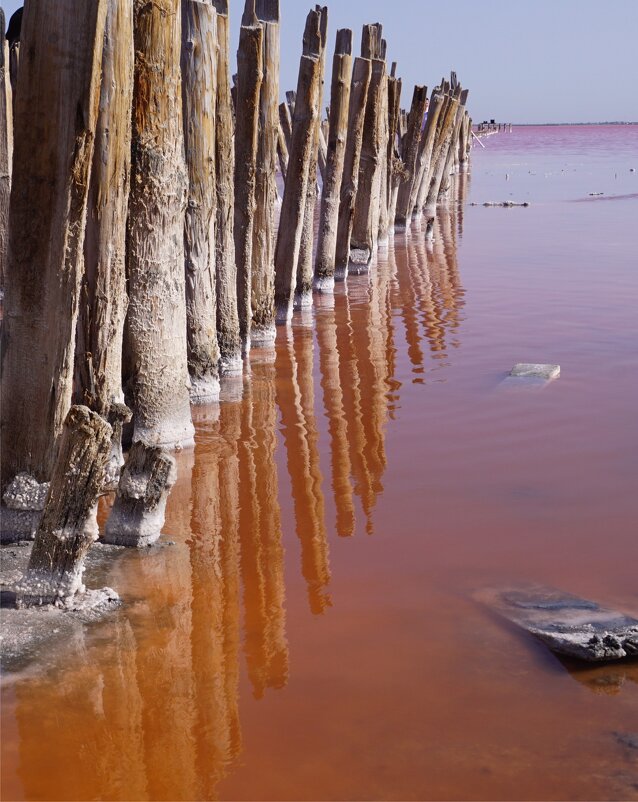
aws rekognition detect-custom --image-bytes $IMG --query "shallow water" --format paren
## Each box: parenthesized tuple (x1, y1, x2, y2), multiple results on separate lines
(2, 125, 638, 802)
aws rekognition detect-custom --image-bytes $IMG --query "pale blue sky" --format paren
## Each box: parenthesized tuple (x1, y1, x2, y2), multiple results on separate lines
(2, 0, 637, 123)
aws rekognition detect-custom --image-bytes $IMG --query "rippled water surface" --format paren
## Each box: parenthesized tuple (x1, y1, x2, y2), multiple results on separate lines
(2, 125, 638, 801)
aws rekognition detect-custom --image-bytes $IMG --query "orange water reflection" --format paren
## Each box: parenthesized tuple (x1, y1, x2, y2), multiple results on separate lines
(3, 153, 638, 800)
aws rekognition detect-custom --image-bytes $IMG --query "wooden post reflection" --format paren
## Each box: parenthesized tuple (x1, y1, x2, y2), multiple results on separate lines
(239, 362, 289, 694)
(315, 300, 356, 537)
(188, 405, 242, 799)
(275, 330, 332, 614)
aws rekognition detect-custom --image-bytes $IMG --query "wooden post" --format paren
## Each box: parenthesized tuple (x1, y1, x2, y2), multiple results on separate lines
(350, 24, 386, 270)
(313, 28, 353, 292)
(274, 6, 327, 325)
(181, 0, 221, 403)
(279, 100, 292, 151)
(376, 48, 390, 247)
(394, 84, 428, 228)
(413, 87, 446, 220)
(438, 89, 469, 201)
(212, 0, 242, 373)
(75, 0, 133, 417)
(0, 0, 107, 491)
(317, 124, 328, 185)
(251, 0, 281, 347)
(0, 9, 11, 295)
(294, 7, 328, 309)
(17, 407, 113, 605)
(102, 441, 177, 547)
(126, 0, 194, 449)
(421, 86, 461, 229)
(234, 4, 263, 353)
(277, 119, 289, 181)
(386, 65, 403, 231)
(334, 56, 371, 280)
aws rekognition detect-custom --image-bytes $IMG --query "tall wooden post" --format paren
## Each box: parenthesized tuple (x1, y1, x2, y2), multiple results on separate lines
(413, 87, 446, 220)
(350, 24, 386, 270)
(423, 86, 463, 221)
(376, 51, 390, 247)
(126, 0, 194, 449)
(274, 6, 327, 325)
(234, 4, 263, 353)
(295, 7, 328, 309)
(75, 0, 133, 417)
(394, 84, 428, 228)
(181, 0, 221, 403)
(438, 89, 469, 201)
(386, 65, 403, 232)
(251, 0, 281, 347)
(334, 56, 371, 280)
(313, 28, 353, 292)
(212, 0, 242, 373)
(0, 9, 11, 295)
(0, 0, 107, 491)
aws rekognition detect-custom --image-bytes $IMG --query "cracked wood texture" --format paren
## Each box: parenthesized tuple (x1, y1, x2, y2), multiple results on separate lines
(334, 56, 371, 276)
(182, 0, 221, 402)
(212, 0, 241, 373)
(394, 84, 428, 227)
(250, 0, 280, 347)
(386, 68, 403, 230)
(75, 0, 133, 417)
(314, 28, 353, 288)
(0, 0, 107, 488)
(234, 4, 263, 352)
(126, 0, 194, 448)
(295, 6, 328, 309)
(25, 406, 112, 602)
(350, 25, 386, 267)
(0, 11, 11, 294)
(274, 6, 327, 324)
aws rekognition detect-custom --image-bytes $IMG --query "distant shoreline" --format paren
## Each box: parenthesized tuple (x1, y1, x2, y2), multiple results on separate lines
(510, 121, 637, 127)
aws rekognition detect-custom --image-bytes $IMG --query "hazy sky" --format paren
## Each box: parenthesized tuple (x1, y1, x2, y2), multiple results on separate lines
(3, 0, 637, 123)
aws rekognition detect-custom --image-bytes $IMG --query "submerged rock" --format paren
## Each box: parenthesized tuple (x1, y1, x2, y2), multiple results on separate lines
(477, 585, 638, 662)
(510, 363, 560, 380)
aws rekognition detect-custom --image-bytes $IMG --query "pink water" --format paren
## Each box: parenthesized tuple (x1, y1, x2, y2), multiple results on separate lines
(2, 124, 637, 801)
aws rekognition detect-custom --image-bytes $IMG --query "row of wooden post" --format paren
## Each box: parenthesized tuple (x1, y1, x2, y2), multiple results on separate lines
(0, 0, 472, 599)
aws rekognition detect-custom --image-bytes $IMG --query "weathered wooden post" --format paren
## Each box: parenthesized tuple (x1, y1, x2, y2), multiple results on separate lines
(274, 6, 327, 325)
(429, 87, 466, 207)
(394, 84, 428, 228)
(334, 56, 371, 280)
(251, 0, 281, 347)
(126, 0, 194, 449)
(0, 9, 11, 295)
(313, 28, 353, 292)
(76, 0, 133, 421)
(438, 89, 469, 201)
(295, 7, 328, 310)
(102, 441, 177, 547)
(16, 406, 113, 606)
(413, 87, 446, 220)
(234, 4, 263, 353)
(276, 118, 289, 180)
(350, 24, 386, 270)
(0, 0, 107, 504)
(278, 100, 293, 151)
(386, 65, 403, 231)
(7, 8, 19, 118)
(181, 0, 221, 402)
(376, 53, 391, 247)
(421, 86, 461, 237)
(212, 0, 242, 373)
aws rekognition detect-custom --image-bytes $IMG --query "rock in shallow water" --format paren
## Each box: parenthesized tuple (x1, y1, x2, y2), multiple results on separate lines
(477, 585, 638, 662)
(510, 363, 561, 380)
